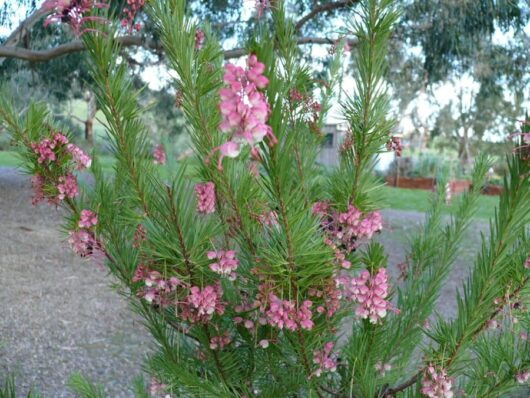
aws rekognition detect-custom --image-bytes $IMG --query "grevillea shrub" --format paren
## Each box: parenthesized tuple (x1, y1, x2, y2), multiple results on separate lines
(2, 1, 530, 397)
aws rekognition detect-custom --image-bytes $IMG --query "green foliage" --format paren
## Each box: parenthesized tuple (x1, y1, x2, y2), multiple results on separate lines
(0, 375, 41, 398)
(68, 374, 105, 398)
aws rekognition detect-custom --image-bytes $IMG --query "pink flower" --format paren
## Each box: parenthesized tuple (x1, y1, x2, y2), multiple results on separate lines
(313, 342, 337, 377)
(525, 256, 530, 269)
(181, 284, 225, 323)
(135, 267, 184, 307)
(259, 339, 269, 348)
(255, 0, 270, 18)
(342, 268, 391, 323)
(297, 300, 314, 330)
(210, 331, 231, 350)
(31, 138, 57, 164)
(31, 175, 46, 205)
(149, 377, 167, 395)
(133, 224, 147, 248)
(79, 209, 98, 228)
(195, 182, 216, 214)
(258, 211, 278, 228)
(309, 282, 342, 317)
(516, 370, 530, 384)
(67, 143, 92, 169)
(207, 250, 239, 279)
(265, 294, 314, 331)
(217, 55, 275, 168)
(289, 89, 305, 103)
(386, 136, 403, 157)
(421, 365, 453, 398)
(356, 211, 383, 240)
(312, 201, 330, 216)
(213, 141, 242, 170)
(121, 0, 145, 32)
(153, 144, 167, 165)
(195, 29, 205, 49)
(56, 174, 78, 200)
(42, 0, 109, 36)
(316, 203, 383, 255)
(68, 230, 95, 256)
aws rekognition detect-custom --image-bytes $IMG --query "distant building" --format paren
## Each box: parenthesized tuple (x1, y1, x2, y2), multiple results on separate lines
(317, 124, 394, 172)
(317, 124, 347, 167)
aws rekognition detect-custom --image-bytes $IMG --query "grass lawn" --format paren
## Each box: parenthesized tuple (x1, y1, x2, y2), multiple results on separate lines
(0, 150, 498, 219)
(381, 186, 498, 219)
(0, 151, 20, 167)
(0, 150, 116, 173)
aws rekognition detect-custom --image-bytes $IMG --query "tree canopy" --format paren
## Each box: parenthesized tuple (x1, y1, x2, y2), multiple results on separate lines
(0, 0, 529, 156)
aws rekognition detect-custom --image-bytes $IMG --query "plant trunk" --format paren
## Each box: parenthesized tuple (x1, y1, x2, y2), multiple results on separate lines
(85, 91, 97, 145)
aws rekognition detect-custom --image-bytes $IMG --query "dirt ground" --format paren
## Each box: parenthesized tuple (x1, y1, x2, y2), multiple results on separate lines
(0, 166, 487, 397)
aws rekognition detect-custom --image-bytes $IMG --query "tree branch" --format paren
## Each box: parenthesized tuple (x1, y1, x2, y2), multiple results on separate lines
(1, 9, 45, 48)
(0, 36, 357, 63)
(294, 0, 359, 32)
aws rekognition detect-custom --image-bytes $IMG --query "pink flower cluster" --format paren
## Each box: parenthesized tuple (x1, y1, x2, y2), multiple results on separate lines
(258, 210, 279, 228)
(216, 55, 276, 169)
(67, 143, 92, 169)
(57, 174, 79, 200)
(309, 282, 342, 317)
(32, 138, 58, 164)
(79, 209, 98, 228)
(312, 342, 337, 377)
(207, 250, 239, 280)
(149, 377, 168, 397)
(153, 144, 167, 165)
(314, 202, 383, 260)
(288, 89, 322, 127)
(516, 370, 530, 384)
(133, 265, 184, 307)
(421, 365, 453, 398)
(195, 29, 205, 49)
(525, 256, 530, 269)
(31, 175, 46, 205)
(386, 136, 403, 157)
(209, 331, 231, 350)
(265, 294, 314, 331)
(255, 0, 271, 18)
(195, 182, 216, 214)
(233, 306, 260, 330)
(68, 230, 95, 257)
(341, 268, 391, 323)
(181, 284, 225, 323)
(32, 133, 88, 166)
(30, 133, 91, 205)
(42, 0, 109, 36)
(121, 0, 145, 32)
(69, 208, 101, 260)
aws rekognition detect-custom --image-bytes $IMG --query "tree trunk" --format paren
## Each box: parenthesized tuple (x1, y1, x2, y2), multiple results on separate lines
(85, 91, 97, 145)
(459, 126, 471, 168)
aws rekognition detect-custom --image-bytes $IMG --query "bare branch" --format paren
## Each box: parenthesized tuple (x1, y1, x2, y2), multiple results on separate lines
(294, 0, 359, 32)
(2, 9, 45, 47)
(0, 36, 357, 63)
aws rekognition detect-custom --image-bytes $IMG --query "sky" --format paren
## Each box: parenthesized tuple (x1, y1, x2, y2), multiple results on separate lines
(1, 0, 529, 144)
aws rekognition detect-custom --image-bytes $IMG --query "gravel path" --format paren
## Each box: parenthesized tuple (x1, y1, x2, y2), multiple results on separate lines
(0, 167, 152, 397)
(0, 167, 488, 397)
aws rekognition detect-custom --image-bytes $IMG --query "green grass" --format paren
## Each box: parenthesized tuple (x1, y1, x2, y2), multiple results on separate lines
(381, 186, 498, 219)
(0, 150, 498, 219)
(0, 150, 115, 173)
(0, 151, 20, 167)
